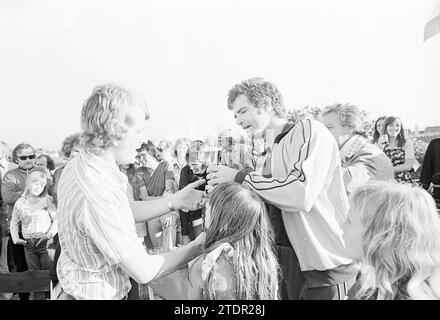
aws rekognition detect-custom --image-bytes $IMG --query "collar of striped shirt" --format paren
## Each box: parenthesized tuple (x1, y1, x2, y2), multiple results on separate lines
(81, 151, 128, 192)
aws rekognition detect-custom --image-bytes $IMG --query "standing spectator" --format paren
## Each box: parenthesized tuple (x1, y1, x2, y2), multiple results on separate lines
(344, 181, 440, 299)
(35, 154, 56, 174)
(119, 163, 148, 300)
(382, 116, 416, 184)
(52, 133, 82, 206)
(49, 133, 82, 291)
(119, 164, 149, 244)
(1, 142, 39, 300)
(172, 138, 190, 246)
(138, 141, 177, 249)
(0, 141, 17, 176)
(419, 138, 440, 210)
(179, 140, 209, 245)
(157, 140, 175, 164)
(0, 141, 15, 300)
(320, 103, 394, 194)
(371, 116, 388, 149)
(35, 154, 55, 196)
(10, 171, 57, 299)
(137, 140, 161, 171)
(173, 138, 190, 184)
(217, 130, 241, 169)
(208, 77, 358, 300)
(243, 132, 268, 176)
(55, 83, 206, 300)
(135, 145, 149, 168)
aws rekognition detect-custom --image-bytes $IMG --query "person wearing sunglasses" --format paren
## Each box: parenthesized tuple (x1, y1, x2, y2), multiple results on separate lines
(1, 142, 40, 300)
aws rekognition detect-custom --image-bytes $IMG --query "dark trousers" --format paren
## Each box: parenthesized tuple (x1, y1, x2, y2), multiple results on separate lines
(24, 238, 54, 271)
(276, 245, 304, 300)
(433, 187, 440, 211)
(299, 263, 359, 300)
(49, 234, 61, 285)
(299, 278, 356, 300)
(7, 234, 30, 300)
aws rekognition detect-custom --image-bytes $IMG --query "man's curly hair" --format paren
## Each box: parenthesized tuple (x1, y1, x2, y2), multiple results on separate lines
(80, 84, 149, 155)
(227, 77, 286, 118)
(60, 133, 82, 158)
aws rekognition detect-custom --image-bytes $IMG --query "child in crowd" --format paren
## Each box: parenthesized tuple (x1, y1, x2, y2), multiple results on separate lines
(344, 181, 440, 300)
(150, 182, 279, 300)
(10, 170, 57, 299)
(10, 171, 57, 270)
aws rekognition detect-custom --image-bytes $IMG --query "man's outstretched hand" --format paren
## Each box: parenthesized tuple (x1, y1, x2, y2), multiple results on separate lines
(206, 165, 239, 189)
(172, 179, 208, 211)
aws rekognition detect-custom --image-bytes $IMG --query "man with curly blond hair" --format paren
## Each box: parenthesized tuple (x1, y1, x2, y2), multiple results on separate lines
(55, 83, 207, 300)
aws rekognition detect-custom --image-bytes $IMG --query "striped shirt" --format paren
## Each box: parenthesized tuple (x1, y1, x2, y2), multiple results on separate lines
(56, 152, 145, 300)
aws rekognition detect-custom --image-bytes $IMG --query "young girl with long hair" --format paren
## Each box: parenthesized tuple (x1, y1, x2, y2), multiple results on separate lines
(189, 182, 279, 300)
(148, 182, 279, 300)
(10, 170, 57, 280)
(344, 181, 440, 300)
(382, 116, 416, 184)
(371, 116, 388, 149)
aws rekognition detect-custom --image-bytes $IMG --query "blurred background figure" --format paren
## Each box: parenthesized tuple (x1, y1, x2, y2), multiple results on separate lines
(119, 163, 149, 245)
(52, 133, 82, 206)
(0, 141, 15, 300)
(178, 140, 208, 245)
(344, 181, 440, 300)
(371, 116, 389, 149)
(136, 140, 160, 171)
(173, 138, 190, 185)
(382, 117, 416, 185)
(49, 133, 82, 292)
(136, 141, 178, 250)
(36, 154, 56, 196)
(157, 140, 175, 164)
(419, 137, 440, 211)
(35, 154, 55, 173)
(217, 130, 241, 169)
(320, 104, 394, 194)
(119, 162, 150, 300)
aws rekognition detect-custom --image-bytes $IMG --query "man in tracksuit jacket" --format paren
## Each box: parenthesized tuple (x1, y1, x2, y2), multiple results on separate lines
(207, 77, 359, 300)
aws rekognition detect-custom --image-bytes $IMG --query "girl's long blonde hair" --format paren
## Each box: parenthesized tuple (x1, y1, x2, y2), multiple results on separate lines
(202, 182, 279, 300)
(350, 181, 440, 300)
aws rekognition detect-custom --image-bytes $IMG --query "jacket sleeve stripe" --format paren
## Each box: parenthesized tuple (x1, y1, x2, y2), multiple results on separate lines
(246, 119, 311, 190)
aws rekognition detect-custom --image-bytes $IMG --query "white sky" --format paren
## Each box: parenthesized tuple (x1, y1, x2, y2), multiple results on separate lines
(1, 0, 439, 150)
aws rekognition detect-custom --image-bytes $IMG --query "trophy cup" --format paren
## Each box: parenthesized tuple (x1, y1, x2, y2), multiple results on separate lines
(201, 145, 221, 231)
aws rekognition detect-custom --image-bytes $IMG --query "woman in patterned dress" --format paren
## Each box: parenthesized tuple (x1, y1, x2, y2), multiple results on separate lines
(382, 116, 416, 184)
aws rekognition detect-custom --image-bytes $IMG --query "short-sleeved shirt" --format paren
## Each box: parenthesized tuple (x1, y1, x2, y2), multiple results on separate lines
(56, 152, 145, 300)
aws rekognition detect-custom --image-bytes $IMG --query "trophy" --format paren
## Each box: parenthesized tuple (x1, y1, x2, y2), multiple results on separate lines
(201, 145, 221, 231)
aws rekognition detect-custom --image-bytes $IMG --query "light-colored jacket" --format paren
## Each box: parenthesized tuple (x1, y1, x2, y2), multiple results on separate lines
(239, 119, 354, 272)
